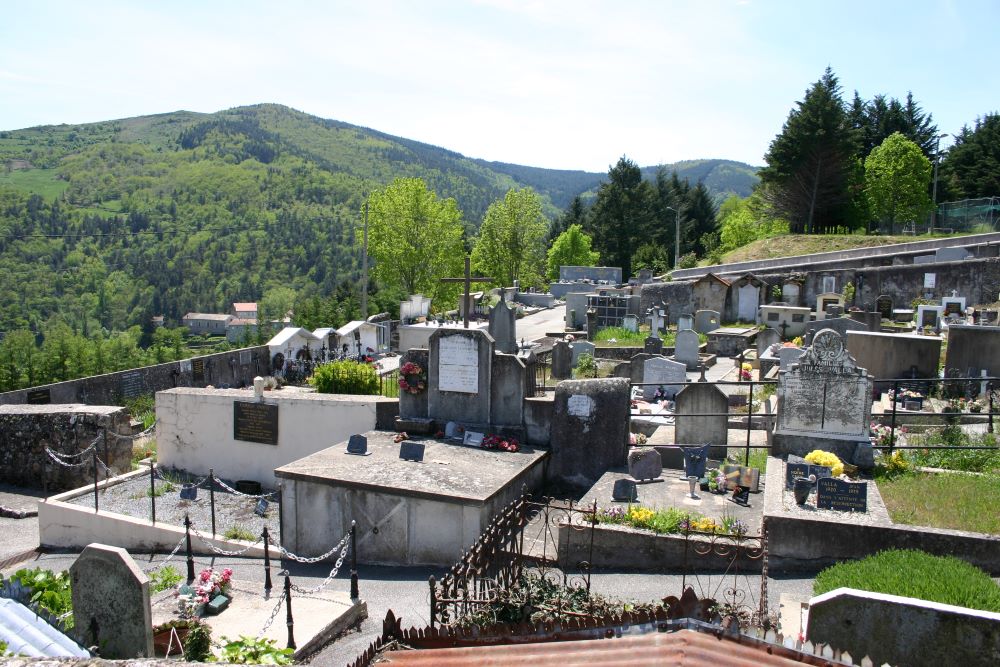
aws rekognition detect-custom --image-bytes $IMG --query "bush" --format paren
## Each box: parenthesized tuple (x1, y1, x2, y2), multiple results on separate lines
(216, 635, 293, 665)
(677, 252, 698, 269)
(149, 565, 183, 593)
(308, 360, 379, 395)
(814, 549, 1000, 612)
(573, 353, 597, 378)
(7, 568, 74, 627)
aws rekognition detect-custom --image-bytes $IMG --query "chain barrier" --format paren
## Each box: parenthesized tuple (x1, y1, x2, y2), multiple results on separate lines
(213, 477, 278, 500)
(44, 447, 112, 472)
(289, 538, 351, 595)
(108, 420, 158, 440)
(269, 531, 348, 564)
(44, 435, 101, 461)
(189, 522, 261, 556)
(258, 589, 288, 638)
(143, 535, 188, 574)
(154, 467, 212, 488)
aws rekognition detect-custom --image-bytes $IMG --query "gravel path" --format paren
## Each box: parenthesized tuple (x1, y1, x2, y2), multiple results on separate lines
(65, 467, 281, 541)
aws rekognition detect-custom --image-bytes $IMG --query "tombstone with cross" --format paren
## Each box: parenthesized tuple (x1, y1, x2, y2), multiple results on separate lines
(646, 306, 666, 339)
(440, 256, 494, 328)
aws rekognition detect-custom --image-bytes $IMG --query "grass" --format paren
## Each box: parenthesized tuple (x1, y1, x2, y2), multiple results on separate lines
(720, 233, 957, 264)
(223, 524, 258, 541)
(905, 430, 1000, 474)
(594, 327, 647, 346)
(877, 472, 1000, 534)
(814, 549, 1000, 612)
(728, 447, 769, 471)
(0, 168, 69, 200)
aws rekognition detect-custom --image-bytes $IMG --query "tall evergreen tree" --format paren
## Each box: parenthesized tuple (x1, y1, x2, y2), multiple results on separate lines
(850, 91, 938, 160)
(584, 157, 655, 277)
(759, 68, 859, 234)
(548, 195, 587, 243)
(940, 113, 1000, 199)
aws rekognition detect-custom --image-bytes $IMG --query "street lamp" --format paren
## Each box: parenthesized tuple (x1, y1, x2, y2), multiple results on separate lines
(665, 206, 680, 269)
(930, 132, 949, 231)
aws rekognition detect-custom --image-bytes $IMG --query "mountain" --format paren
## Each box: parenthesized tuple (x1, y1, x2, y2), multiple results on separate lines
(640, 159, 760, 203)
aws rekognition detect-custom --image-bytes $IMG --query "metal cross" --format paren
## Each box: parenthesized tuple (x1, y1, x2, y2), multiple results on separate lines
(440, 256, 494, 328)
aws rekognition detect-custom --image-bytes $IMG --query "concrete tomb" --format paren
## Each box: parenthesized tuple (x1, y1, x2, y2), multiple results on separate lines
(773, 329, 873, 461)
(427, 329, 494, 425)
(674, 383, 728, 460)
(706, 326, 755, 358)
(758, 305, 811, 338)
(941, 294, 966, 318)
(945, 324, 1000, 378)
(550, 340, 573, 380)
(70, 544, 153, 659)
(846, 331, 941, 392)
(691, 273, 730, 314)
(642, 356, 687, 400)
(803, 316, 868, 344)
(694, 309, 721, 334)
(815, 292, 845, 318)
(487, 298, 517, 354)
(781, 280, 802, 306)
(673, 329, 701, 370)
(730, 274, 768, 323)
(549, 378, 630, 486)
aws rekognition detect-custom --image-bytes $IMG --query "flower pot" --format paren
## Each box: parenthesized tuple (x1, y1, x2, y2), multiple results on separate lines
(793, 477, 814, 505)
(153, 626, 191, 656)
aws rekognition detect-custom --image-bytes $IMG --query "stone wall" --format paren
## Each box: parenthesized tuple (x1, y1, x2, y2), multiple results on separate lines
(0, 346, 272, 407)
(639, 281, 694, 324)
(0, 404, 132, 490)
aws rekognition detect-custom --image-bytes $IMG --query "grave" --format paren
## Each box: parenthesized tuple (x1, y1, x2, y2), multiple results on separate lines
(915, 304, 944, 330)
(814, 292, 845, 318)
(549, 378, 630, 486)
(427, 329, 494, 425)
(705, 326, 756, 357)
(846, 331, 941, 392)
(676, 313, 694, 331)
(945, 324, 1000, 377)
(673, 383, 728, 460)
(941, 293, 966, 318)
(803, 316, 868, 343)
(691, 273, 730, 314)
(781, 279, 802, 306)
(849, 310, 881, 331)
(487, 298, 517, 354)
(622, 313, 639, 332)
(275, 432, 547, 566)
(550, 340, 573, 380)
(773, 329, 873, 462)
(570, 340, 596, 365)
(641, 356, 687, 400)
(729, 273, 768, 323)
(673, 329, 701, 370)
(70, 543, 153, 658)
(777, 346, 805, 370)
(627, 448, 663, 481)
(643, 336, 664, 355)
(758, 304, 811, 338)
(875, 295, 893, 320)
(693, 309, 721, 334)
(756, 327, 781, 357)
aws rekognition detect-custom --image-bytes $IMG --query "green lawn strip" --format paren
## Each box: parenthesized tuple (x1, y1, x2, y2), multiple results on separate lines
(813, 549, 1000, 613)
(877, 472, 1000, 534)
(0, 168, 69, 199)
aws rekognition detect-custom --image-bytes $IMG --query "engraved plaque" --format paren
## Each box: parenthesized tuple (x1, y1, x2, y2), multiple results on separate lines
(26, 388, 51, 405)
(233, 401, 278, 445)
(438, 336, 479, 393)
(567, 394, 594, 418)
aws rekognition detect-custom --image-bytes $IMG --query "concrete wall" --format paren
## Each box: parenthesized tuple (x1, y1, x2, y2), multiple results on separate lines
(807, 588, 1000, 667)
(559, 266, 623, 283)
(0, 404, 132, 490)
(523, 396, 554, 446)
(156, 388, 398, 484)
(514, 292, 557, 308)
(847, 331, 941, 390)
(945, 324, 1000, 376)
(0, 346, 271, 407)
(639, 281, 695, 325)
(397, 322, 489, 353)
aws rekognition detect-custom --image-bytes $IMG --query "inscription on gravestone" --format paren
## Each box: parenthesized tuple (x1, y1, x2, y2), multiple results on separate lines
(722, 464, 760, 493)
(26, 388, 51, 405)
(240, 349, 252, 365)
(462, 431, 485, 447)
(192, 358, 205, 383)
(816, 477, 868, 512)
(567, 394, 594, 418)
(785, 463, 831, 489)
(399, 441, 425, 462)
(120, 371, 143, 400)
(730, 485, 751, 506)
(438, 336, 479, 393)
(179, 359, 192, 374)
(233, 401, 278, 445)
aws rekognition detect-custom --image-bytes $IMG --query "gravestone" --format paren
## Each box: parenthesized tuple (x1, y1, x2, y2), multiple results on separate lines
(804, 317, 868, 343)
(646, 306, 667, 336)
(673, 328, 701, 370)
(681, 444, 710, 478)
(570, 340, 596, 365)
(941, 295, 966, 317)
(875, 295, 893, 320)
(643, 336, 664, 355)
(915, 304, 943, 329)
(444, 421, 462, 439)
(487, 299, 517, 354)
(397, 349, 429, 419)
(674, 383, 728, 460)
(462, 431, 485, 447)
(677, 313, 694, 331)
(773, 329, 873, 461)
(612, 478, 638, 502)
(427, 329, 494, 424)
(756, 328, 781, 357)
(722, 464, 760, 493)
(70, 544, 153, 658)
(551, 340, 573, 380)
(490, 352, 527, 426)
(398, 440, 425, 462)
(346, 434, 369, 455)
(628, 448, 663, 481)
(816, 477, 868, 512)
(642, 356, 687, 400)
(550, 378, 630, 485)
(781, 281, 801, 305)
(622, 314, 639, 332)
(694, 309, 721, 334)
(778, 346, 805, 370)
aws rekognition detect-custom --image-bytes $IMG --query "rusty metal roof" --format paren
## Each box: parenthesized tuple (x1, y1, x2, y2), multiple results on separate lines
(375, 628, 846, 666)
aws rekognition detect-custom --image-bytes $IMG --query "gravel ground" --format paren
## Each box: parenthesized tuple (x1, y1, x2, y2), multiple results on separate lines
(64, 467, 281, 541)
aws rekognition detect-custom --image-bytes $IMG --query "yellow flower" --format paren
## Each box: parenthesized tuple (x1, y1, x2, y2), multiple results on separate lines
(804, 449, 844, 477)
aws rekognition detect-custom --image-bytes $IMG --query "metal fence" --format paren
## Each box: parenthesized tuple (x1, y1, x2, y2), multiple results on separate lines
(936, 197, 1000, 233)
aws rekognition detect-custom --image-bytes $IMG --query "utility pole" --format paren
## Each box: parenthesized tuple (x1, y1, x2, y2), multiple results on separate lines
(361, 201, 369, 318)
(930, 132, 949, 232)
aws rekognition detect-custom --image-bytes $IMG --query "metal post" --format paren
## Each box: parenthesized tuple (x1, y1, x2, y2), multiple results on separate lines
(745, 379, 753, 466)
(209, 469, 216, 537)
(428, 576, 437, 630)
(350, 520, 359, 600)
(103, 430, 109, 482)
(184, 514, 195, 582)
(263, 526, 273, 592)
(277, 482, 285, 552)
(42, 458, 48, 500)
(284, 574, 296, 650)
(889, 380, 899, 453)
(990, 381, 995, 435)
(150, 460, 156, 524)
(92, 449, 99, 512)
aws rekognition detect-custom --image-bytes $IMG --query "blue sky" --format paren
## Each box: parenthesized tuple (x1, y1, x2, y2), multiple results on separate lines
(1, 0, 996, 172)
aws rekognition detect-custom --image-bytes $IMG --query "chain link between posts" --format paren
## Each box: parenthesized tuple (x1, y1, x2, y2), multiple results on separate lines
(213, 476, 278, 500)
(258, 589, 288, 638)
(142, 535, 188, 574)
(269, 530, 349, 564)
(289, 538, 351, 595)
(189, 521, 261, 556)
(44, 446, 112, 472)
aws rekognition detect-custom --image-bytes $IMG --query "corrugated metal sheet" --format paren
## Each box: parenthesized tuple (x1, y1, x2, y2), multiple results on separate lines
(0, 598, 89, 658)
(377, 629, 837, 666)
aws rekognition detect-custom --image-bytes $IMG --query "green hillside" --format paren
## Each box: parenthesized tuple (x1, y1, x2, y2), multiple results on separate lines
(640, 159, 759, 202)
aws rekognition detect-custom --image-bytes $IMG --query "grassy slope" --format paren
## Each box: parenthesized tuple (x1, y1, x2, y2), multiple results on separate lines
(0, 168, 68, 200)
(719, 233, 954, 264)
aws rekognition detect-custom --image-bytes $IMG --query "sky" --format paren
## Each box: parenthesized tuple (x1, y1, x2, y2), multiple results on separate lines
(1, 0, 997, 172)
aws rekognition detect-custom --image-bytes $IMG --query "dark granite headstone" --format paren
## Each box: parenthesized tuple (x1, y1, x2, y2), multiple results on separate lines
(254, 499, 269, 516)
(785, 462, 832, 489)
(233, 401, 278, 445)
(551, 340, 573, 380)
(628, 448, 663, 481)
(612, 479, 638, 502)
(120, 371, 143, 400)
(643, 336, 664, 355)
(681, 444, 710, 479)
(179, 484, 198, 501)
(730, 485, 751, 506)
(816, 477, 868, 512)
(346, 434, 370, 455)
(192, 358, 205, 383)
(26, 388, 50, 405)
(875, 295, 894, 320)
(550, 378, 630, 485)
(398, 441, 425, 462)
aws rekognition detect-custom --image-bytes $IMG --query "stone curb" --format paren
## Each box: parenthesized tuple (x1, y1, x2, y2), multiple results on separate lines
(0, 505, 38, 519)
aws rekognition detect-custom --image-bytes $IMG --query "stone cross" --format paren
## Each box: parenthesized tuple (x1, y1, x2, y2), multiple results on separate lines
(646, 307, 665, 338)
(440, 256, 494, 328)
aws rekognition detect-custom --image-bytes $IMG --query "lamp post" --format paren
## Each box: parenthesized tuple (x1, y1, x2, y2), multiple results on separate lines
(665, 206, 680, 269)
(930, 132, 949, 232)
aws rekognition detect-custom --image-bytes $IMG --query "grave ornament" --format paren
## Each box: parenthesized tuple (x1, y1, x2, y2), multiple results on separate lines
(398, 440, 426, 462)
(347, 434, 371, 456)
(681, 444, 710, 479)
(612, 479, 638, 502)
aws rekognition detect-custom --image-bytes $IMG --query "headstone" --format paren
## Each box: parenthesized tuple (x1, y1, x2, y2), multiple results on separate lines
(397, 349, 429, 419)
(643, 336, 664, 355)
(346, 434, 370, 455)
(778, 346, 805, 370)
(773, 328, 874, 461)
(646, 307, 666, 336)
(674, 383, 729, 460)
(70, 544, 153, 658)
(941, 295, 966, 317)
(694, 309, 721, 334)
(681, 444, 710, 478)
(804, 317, 869, 342)
(816, 477, 868, 512)
(622, 314, 639, 333)
(785, 459, 833, 489)
(915, 305, 943, 330)
(677, 313, 694, 331)
(782, 281, 801, 305)
(428, 329, 494, 424)
(642, 357, 687, 400)
(673, 328, 701, 370)
(487, 298, 517, 354)
(722, 464, 760, 493)
(612, 478, 638, 502)
(875, 295, 894, 320)
(462, 431, 485, 447)
(756, 328, 781, 356)
(570, 340, 595, 365)
(254, 498, 269, 516)
(550, 378, 630, 485)
(734, 279, 763, 322)
(551, 340, 573, 380)
(444, 421, 463, 439)
(730, 485, 751, 506)
(399, 441, 426, 462)
(826, 304, 844, 318)
(628, 448, 663, 481)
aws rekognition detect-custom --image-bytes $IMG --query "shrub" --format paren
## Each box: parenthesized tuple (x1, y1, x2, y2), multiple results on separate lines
(677, 252, 698, 269)
(183, 622, 212, 662)
(573, 352, 597, 378)
(7, 568, 73, 627)
(308, 360, 379, 395)
(813, 549, 1000, 613)
(216, 635, 293, 665)
(223, 524, 257, 541)
(149, 565, 183, 593)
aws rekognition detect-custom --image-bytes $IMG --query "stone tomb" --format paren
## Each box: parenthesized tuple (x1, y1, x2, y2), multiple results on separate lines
(694, 309, 721, 334)
(706, 326, 756, 358)
(814, 292, 845, 318)
(756, 327, 781, 356)
(673, 328, 701, 370)
(773, 329, 873, 461)
(550, 340, 573, 380)
(729, 273, 768, 323)
(758, 304, 811, 338)
(674, 382, 728, 460)
(275, 432, 547, 566)
(642, 356, 687, 400)
(427, 329, 494, 424)
(487, 298, 517, 354)
(846, 331, 941, 392)
(549, 378, 630, 486)
(915, 304, 944, 330)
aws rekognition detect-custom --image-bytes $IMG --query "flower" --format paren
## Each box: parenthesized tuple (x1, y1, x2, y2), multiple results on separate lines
(398, 361, 427, 395)
(804, 449, 844, 477)
(739, 362, 752, 381)
(481, 434, 519, 452)
(193, 567, 232, 604)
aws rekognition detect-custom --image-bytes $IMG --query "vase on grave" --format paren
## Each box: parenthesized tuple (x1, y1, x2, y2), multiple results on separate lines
(793, 477, 814, 505)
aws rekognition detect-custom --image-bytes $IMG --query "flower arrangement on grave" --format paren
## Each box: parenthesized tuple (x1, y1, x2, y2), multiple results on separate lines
(481, 433, 519, 452)
(393, 432, 409, 443)
(397, 362, 427, 395)
(804, 449, 844, 477)
(628, 432, 648, 445)
(706, 468, 728, 494)
(739, 363, 752, 382)
(870, 422, 906, 448)
(195, 567, 232, 603)
(887, 388, 923, 403)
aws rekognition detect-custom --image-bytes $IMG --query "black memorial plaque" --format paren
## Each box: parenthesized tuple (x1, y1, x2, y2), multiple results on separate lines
(346, 434, 370, 456)
(612, 479, 638, 502)
(120, 371, 143, 400)
(233, 401, 279, 445)
(192, 358, 205, 383)
(399, 441, 425, 462)
(254, 499, 269, 517)
(681, 444, 710, 479)
(730, 485, 751, 506)
(785, 463, 833, 489)
(26, 388, 51, 405)
(816, 478, 868, 512)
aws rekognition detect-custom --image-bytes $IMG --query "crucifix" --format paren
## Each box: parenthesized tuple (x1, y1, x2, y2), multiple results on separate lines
(440, 256, 494, 328)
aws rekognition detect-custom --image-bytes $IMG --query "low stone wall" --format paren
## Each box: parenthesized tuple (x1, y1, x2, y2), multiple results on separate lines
(0, 404, 132, 491)
(0, 346, 271, 407)
(593, 346, 644, 361)
(514, 292, 557, 308)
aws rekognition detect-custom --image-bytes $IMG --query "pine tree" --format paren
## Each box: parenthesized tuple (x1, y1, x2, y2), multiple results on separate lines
(584, 157, 655, 277)
(940, 113, 1000, 199)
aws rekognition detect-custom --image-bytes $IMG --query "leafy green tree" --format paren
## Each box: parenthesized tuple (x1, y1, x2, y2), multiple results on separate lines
(940, 113, 1000, 199)
(548, 195, 587, 242)
(365, 178, 465, 307)
(718, 194, 789, 252)
(585, 157, 655, 277)
(864, 133, 933, 234)
(546, 224, 600, 280)
(759, 68, 859, 233)
(471, 188, 548, 289)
